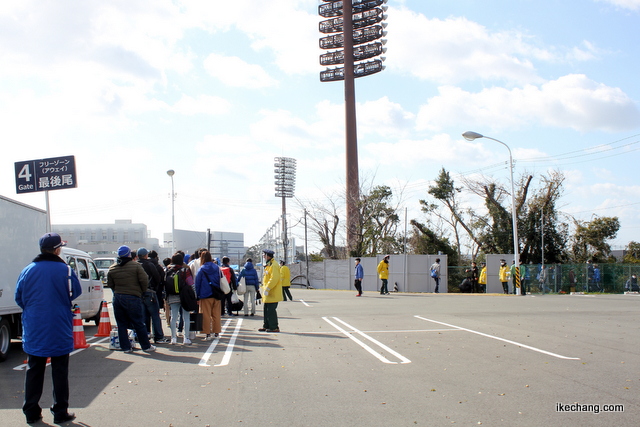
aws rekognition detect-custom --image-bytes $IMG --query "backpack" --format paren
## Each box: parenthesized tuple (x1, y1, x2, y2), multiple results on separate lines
(180, 283, 199, 312)
(430, 268, 438, 278)
(165, 267, 187, 295)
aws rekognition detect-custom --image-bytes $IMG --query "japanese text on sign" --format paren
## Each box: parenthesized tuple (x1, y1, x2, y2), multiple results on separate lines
(15, 155, 77, 194)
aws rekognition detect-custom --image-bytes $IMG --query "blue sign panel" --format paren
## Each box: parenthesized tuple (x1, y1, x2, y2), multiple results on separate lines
(15, 155, 77, 194)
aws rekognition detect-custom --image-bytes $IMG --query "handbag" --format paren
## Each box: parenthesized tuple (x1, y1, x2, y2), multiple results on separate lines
(220, 272, 231, 294)
(189, 312, 203, 332)
(203, 271, 225, 300)
(237, 277, 246, 296)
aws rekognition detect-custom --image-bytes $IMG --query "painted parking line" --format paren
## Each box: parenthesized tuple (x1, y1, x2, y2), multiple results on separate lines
(13, 336, 110, 371)
(414, 315, 580, 360)
(299, 299, 311, 307)
(198, 318, 245, 367)
(322, 317, 411, 365)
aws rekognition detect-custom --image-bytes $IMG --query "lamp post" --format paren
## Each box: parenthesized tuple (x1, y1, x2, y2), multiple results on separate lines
(462, 131, 522, 295)
(167, 169, 175, 256)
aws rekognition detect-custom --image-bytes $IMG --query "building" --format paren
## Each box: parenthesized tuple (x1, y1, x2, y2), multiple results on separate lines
(53, 220, 159, 257)
(165, 230, 245, 265)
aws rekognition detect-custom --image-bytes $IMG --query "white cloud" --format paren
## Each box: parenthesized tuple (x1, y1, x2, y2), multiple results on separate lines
(597, 0, 640, 11)
(203, 53, 278, 88)
(416, 74, 640, 132)
(171, 94, 231, 115)
(386, 7, 606, 85)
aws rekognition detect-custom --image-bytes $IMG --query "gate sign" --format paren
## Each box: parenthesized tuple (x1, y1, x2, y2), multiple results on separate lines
(15, 155, 77, 194)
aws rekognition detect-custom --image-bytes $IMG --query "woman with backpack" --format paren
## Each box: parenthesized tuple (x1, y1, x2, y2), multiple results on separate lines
(165, 253, 193, 345)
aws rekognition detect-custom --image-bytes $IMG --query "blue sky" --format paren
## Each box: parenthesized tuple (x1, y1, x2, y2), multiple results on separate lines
(1, 0, 639, 253)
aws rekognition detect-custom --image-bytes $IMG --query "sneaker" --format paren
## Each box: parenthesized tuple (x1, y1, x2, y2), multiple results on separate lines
(143, 345, 156, 353)
(204, 334, 211, 341)
(123, 348, 134, 354)
(170, 337, 177, 345)
(214, 333, 219, 338)
(155, 337, 171, 344)
(258, 328, 267, 332)
(183, 338, 192, 345)
(356, 294, 361, 297)
(266, 328, 280, 333)
(250, 313, 254, 316)
(53, 412, 76, 424)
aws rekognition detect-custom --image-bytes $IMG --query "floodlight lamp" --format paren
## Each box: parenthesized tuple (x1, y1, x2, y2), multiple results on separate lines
(382, 47, 387, 53)
(381, 22, 388, 28)
(381, 5, 389, 12)
(381, 39, 387, 45)
(382, 31, 388, 37)
(380, 56, 386, 61)
(167, 170, 175, 177)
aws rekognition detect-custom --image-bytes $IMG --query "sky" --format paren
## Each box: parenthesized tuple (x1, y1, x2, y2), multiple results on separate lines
(1, 0, 640, 254)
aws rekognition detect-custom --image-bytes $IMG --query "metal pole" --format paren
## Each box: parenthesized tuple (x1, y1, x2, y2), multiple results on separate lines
(403, 207, 408, 292)
(282, 195, 288, 264)
(483, 137, 520, 295)
(343, 0, 360, 256)
(304, 208, 309, 284)
(45, 190, 51, 233)
(167, 170, 175, 255)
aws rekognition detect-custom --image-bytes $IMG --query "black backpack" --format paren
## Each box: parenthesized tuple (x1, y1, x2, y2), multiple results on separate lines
(165, 267, 187, 295)
(180, 283, 199, 312)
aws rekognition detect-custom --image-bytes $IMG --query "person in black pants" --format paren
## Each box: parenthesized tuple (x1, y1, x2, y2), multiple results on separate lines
(15, 233, 81, 424)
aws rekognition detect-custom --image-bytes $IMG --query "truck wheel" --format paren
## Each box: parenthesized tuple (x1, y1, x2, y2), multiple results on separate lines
(0, 318, 11, 362)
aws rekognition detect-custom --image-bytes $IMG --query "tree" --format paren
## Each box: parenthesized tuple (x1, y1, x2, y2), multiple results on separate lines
(571, 216, 620, 263)
(517, 171, 569, 264)
(421, 168, 471, 264)
(408, 220, 459, 265)
(302, 193, 344, 259)
(352, 184, 403, 257)
(623, 241, 640, 263)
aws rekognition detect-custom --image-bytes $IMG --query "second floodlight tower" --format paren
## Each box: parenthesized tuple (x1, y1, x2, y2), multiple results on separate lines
(319, 0, 388, 255)
(275, 157, 296, 263)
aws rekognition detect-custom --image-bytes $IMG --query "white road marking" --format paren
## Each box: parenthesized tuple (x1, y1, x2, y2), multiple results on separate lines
(322, 317, 411, 365)
(414, 315, 580, 360)
(214, 318, 243, 367)
(13, 336, 110, 371)
(299, 299, 311, 307)
(198, 319, 233, 367)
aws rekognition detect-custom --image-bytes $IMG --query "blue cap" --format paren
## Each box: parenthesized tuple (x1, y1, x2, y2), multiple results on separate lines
(118, 245, 131, 258)
(137, 247, 149, 257)
(263, 249, 274, 256)
(39, 233, 66, 250)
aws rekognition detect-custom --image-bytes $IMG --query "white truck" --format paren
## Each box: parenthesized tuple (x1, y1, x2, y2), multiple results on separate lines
(0, 195, 104, 361)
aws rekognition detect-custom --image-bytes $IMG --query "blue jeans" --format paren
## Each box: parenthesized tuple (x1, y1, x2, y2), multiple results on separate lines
(112, 293, 152, 351)
(169, 302, 190, 339)
(142, 290, 165, 340)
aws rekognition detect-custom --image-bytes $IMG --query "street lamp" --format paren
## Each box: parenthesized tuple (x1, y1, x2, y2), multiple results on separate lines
(462, 131, 522, 295)
(167, 169, 175, 256)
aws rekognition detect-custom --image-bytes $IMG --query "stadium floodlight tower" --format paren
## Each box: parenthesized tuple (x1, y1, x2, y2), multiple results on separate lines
(275, 157, 297, 263)
(319, 0, 388, 256)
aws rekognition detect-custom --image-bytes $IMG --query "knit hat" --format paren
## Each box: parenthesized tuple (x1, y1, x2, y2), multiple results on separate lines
(137, 247, 149, 257)
(118, 245, 131, 258)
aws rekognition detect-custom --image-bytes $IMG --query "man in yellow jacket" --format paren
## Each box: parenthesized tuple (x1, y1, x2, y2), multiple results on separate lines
(280, 260, 293, 301)
(377, 255, 390, 295)
(259, 250, 282, 332)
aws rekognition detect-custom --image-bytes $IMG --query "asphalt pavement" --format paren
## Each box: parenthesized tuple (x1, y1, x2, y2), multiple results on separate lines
(0, 289, 638, 426)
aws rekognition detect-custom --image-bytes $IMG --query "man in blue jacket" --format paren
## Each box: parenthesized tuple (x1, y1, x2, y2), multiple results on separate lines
(15, 233, 82, 425)
(354, 258, 364, 296)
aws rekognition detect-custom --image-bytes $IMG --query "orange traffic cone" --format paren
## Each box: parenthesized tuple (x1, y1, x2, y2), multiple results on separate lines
(94, 301, 112, 337)
(73, 306, 89, 349)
